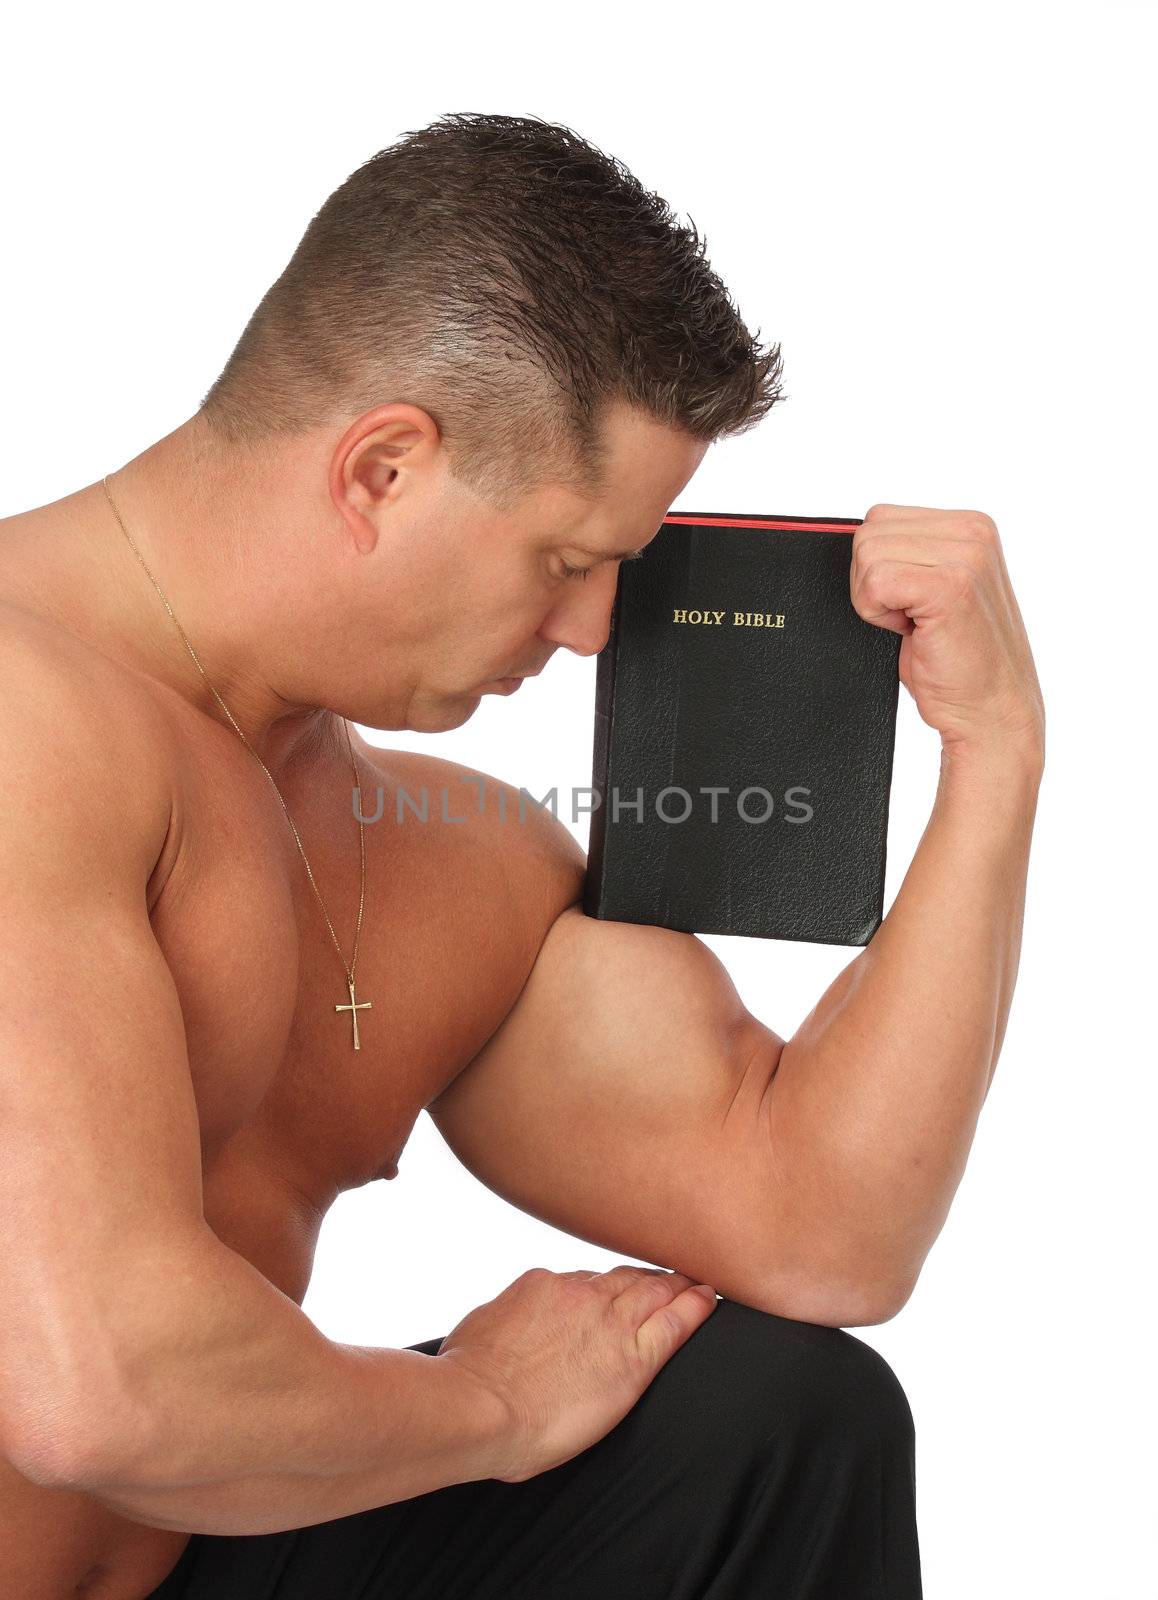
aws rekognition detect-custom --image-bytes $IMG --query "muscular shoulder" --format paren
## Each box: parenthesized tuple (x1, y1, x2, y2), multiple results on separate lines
(5, 595, 132, 699)
(351, 737, 587, 936)
(0, 601, 173, 876)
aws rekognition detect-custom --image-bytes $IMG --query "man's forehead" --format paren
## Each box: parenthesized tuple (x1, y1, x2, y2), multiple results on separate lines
(542, 407, 706, 550)
(535, 490, 662, 560)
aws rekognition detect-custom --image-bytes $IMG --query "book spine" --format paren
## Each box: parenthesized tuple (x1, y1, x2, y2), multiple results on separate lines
(582, 593, 621, 917)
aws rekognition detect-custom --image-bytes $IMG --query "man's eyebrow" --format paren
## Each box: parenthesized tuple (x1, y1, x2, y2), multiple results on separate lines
(580, 545, 648, 562)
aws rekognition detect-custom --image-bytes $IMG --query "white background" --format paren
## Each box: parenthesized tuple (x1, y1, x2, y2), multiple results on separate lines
(3, 3, 1154, 1595)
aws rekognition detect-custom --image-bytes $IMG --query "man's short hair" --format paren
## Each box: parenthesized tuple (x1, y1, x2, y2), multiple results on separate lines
(199, 112, 786, 507)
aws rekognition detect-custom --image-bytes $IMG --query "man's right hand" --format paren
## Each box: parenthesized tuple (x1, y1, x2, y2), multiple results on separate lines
(436, 1265, 719, 1482)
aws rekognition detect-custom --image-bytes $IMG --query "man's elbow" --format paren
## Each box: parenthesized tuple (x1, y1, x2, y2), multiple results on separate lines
(741, 1260, 920, 1330)
(832, 1269, 919, 1328)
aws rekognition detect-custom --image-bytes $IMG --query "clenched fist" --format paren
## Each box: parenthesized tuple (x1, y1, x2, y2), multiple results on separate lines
(851, 505, 1045, 760)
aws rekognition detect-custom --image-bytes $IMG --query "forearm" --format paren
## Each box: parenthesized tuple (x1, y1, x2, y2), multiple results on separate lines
(59, 1234, 508, 1536)
(769, 737, 1044, 1301)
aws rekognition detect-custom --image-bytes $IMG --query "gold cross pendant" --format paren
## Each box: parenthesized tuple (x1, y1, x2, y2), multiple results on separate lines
(335, 977, 372, 1051)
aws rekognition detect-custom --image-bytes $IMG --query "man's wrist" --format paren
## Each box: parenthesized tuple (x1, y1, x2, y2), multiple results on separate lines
(936, 730, 1044, 824)
(433, 1347, 521, 1484)
(940, 720, 1044, 780)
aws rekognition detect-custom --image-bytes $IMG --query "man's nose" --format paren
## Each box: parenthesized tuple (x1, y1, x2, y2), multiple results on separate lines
(540, 571, 618, 658)
(541, 610, 612, 658)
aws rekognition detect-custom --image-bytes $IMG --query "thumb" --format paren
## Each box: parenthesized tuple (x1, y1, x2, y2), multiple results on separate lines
(635, 1284, 718, 1368)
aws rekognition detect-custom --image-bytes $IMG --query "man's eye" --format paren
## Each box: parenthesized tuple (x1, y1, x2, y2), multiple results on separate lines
(560, 560, 592, 581)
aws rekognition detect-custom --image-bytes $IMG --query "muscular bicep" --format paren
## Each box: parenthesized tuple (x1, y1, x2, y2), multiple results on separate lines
(426, 903, 818, 1311)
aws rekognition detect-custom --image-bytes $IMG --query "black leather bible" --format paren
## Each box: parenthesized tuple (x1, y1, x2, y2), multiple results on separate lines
(582, 512, 902, 946)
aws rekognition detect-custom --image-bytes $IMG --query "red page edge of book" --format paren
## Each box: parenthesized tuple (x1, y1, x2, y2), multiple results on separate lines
(663, 514, 861, 533)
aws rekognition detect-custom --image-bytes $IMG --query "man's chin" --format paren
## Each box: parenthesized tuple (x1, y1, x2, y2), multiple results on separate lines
(350, 689, 481, 737)
(407, 690, 485, 734)
(367, 679, 519, 733)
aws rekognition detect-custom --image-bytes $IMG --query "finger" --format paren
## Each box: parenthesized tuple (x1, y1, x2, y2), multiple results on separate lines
(854, 532, 988, 569)
(613, 1271, 701, 1325)
(861, 507, 999, 546)
(601, 1265, 695, 1296)
(852, 556, 970, 632)
(862, 503, 968, 524)
(633, 1285, 718, 1368)
(851, 535, 983, 628)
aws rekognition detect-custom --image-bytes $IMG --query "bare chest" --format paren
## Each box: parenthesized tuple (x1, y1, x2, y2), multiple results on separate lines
(147, 720, 539, 1291)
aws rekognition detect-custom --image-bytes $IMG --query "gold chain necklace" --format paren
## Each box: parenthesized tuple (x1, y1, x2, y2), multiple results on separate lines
(100, 473, 372, 1051)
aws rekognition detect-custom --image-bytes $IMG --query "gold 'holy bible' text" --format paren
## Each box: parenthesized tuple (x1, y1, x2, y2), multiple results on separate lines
(671, 609, 786, 627)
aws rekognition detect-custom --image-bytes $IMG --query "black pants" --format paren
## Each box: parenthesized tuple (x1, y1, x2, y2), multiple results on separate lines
(144, 1298, 921, 1599)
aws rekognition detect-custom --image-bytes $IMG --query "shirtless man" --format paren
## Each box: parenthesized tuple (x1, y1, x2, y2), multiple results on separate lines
(0, 113, 1045, 1599)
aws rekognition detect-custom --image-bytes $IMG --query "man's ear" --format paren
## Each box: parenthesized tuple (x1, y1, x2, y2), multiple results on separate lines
(330, 403, 442, 554)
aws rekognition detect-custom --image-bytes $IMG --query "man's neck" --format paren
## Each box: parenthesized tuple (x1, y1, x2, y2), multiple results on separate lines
(3, 413, 336, 773)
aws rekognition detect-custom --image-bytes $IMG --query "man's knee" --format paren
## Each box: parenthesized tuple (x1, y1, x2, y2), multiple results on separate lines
(648, 1296, 916, 1470)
